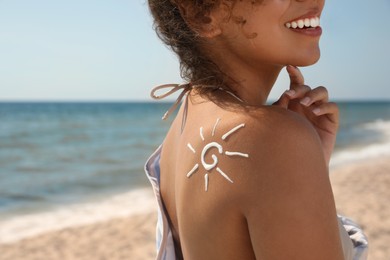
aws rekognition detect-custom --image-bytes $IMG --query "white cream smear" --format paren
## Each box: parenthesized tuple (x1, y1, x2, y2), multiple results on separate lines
(285, 17, 320, 29)
(186, 118, 249, 191)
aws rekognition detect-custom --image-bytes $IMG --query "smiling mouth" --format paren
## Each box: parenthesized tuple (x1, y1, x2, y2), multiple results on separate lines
(285, 17, 320, 29)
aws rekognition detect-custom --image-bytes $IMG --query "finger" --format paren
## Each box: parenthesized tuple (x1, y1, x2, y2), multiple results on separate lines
(312, 102, 339, 123)
(300, 86, 329, 107)
(272, 91, 292, 108)
(287, 65, 305, 86)
(275, 85, 311, 108)
(287, 84, 311, 99)
(284, 85, 311, 112)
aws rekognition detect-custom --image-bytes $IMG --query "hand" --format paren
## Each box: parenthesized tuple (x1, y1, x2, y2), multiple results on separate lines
(273, 65, 339, 165)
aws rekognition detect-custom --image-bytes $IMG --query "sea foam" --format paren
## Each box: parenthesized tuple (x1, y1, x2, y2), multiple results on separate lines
(331, 119, 390, 167)
(0, 188, 156, 244)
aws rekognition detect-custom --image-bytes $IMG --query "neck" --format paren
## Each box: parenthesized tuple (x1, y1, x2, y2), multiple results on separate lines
(225, 62, 283, 105)
(206, 44, 283, 106)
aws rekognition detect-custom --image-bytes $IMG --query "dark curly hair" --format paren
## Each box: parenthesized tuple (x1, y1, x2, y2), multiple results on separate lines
(148, 0, 262, 96)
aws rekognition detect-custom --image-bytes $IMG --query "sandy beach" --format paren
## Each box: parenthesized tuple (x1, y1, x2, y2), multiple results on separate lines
(330, 156, 390, 259)
(0, 212, 158, 260)
(1, 156, 389, 260)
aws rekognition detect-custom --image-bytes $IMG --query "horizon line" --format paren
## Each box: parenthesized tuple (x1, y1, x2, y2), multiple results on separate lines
(1, 99, 390, 103)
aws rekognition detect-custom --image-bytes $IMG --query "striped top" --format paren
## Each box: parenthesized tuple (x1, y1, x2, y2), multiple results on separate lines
(145, 145, 177, 260)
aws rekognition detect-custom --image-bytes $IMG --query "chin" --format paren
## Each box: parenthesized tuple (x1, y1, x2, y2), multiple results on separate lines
(291, 49, 321, 67)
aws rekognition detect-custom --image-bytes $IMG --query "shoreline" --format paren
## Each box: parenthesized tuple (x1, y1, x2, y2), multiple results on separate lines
(0, 188, 156, 245)
(1, 154, 389, 259)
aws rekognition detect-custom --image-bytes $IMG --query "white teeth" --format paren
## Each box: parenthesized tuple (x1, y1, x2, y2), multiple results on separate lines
(304, 18, 310, 27)
(291, 21, 298, 29)
(297, 20, 304, 29)
(310, 18, 317, 27)
(285, 16, 320, 29)
(310, 17, 320, 27)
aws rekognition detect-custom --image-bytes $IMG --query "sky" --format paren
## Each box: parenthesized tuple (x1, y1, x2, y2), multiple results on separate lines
(0, 0, 389, 101)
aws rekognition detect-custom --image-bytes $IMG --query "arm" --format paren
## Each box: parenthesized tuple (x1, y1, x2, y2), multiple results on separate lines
(236, 110, 344, 260)
(272, 70, 368, 259)
(273, 66, 339, 166)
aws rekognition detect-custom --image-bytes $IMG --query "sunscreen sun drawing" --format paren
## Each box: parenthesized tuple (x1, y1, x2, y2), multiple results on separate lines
(186, 118, 249, 192)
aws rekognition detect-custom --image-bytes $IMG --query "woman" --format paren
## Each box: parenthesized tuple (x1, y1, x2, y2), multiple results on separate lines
(145, 0, 368, 259)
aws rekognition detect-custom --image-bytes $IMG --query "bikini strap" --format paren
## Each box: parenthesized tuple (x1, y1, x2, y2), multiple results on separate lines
(150, 83, 244, 121)
(150, 83, 192, 120)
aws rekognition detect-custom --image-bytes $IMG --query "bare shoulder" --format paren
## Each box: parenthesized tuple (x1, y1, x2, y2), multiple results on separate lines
(216, 105, 325, 168)
(221, 105, 332, 210)
(212, 105, 329, 196)
(214, 105, 344, 259)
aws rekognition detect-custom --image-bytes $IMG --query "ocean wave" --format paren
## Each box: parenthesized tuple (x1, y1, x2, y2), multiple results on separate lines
(0, 188, 156, 244)
(331, 119, 390, 167)
(362, 119, 390, 137)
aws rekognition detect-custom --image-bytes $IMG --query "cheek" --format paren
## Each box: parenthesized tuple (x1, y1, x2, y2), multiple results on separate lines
(245, 22, 321, 65)
(244, 32, 321, 67)
(243, 2, 291, 43)
(222, 0, 321, 65)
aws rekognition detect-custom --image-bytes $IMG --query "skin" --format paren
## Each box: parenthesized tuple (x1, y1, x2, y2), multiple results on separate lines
(202, 0, 325, 104)
(159, 0, 345, 259)
(274, 65, 339, 165)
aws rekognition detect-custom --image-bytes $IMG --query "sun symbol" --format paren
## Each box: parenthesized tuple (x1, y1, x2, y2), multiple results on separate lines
(186, 118, 249, 192)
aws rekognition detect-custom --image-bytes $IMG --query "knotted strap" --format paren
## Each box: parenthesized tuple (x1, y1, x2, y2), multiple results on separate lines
(151, 82, 244, 121)
(150, 83, 192, 120)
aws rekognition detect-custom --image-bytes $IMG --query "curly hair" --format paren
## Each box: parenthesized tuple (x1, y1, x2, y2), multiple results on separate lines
(147, 0, 262, 96)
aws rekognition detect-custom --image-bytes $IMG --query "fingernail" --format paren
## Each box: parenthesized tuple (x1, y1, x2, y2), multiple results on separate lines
(287, 65, 295, 72)
(285, 90, 296, 97)
(287, 65, 298, 69)
(313, 108, 321, 115)
(300, 97, 311, 106)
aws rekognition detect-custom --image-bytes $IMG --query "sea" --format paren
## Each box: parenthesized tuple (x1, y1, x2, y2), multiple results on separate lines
(0, 101, 390, 243)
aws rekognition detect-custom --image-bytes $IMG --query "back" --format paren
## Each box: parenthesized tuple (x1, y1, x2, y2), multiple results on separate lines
(160, 96, 257, 260)
(153, 93, 368, 259)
